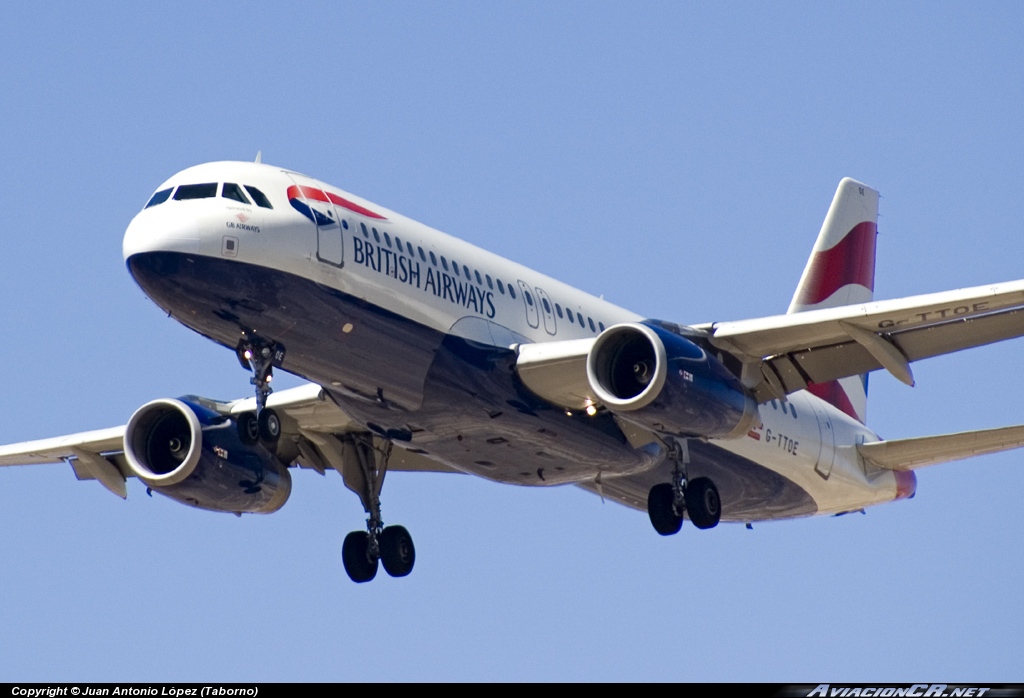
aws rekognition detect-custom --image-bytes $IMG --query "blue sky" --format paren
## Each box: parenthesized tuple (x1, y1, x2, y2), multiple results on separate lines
(1, 2, 1023, 681)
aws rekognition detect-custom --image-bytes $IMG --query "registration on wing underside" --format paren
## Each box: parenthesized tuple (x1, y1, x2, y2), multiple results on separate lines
(702, 280, 1024, 400)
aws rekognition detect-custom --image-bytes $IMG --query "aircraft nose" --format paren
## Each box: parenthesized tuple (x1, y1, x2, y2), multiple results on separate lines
(122, 208, 201, 261)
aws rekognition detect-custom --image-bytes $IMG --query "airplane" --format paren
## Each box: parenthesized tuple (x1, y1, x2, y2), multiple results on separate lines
(3, 160, 1024, 583)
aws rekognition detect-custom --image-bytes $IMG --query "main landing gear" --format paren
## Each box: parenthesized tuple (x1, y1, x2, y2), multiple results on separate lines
(647, 439, 721, 535)
(235, 335, 285, 447)
(339, 433, 415, 583)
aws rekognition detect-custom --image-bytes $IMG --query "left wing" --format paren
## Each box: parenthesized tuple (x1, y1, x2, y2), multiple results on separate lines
(701, 279, 1024, 401)
(0, 383, 459, 499)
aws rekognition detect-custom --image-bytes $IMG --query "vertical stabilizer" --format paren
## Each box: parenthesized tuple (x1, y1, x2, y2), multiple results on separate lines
(789, 178, 879, 423)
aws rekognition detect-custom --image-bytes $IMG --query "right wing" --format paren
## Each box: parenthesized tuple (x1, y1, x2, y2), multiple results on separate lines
(0, 382, 460, 499)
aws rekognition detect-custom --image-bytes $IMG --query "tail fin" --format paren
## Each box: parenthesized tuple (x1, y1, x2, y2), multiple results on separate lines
(789, 178, 879, 423)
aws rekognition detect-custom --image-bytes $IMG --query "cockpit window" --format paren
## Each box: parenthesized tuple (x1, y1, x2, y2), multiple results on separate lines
(173, 183, 218, 200)
(244, 185, 273, 209)
(222, 183, 251, 204)
(145, 188, 173, 208)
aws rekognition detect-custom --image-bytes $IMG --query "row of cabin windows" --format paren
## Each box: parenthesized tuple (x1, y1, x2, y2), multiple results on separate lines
(769, 399, 798, 419)
(357, 222, 606, 333)
(145, 183, 274, 209)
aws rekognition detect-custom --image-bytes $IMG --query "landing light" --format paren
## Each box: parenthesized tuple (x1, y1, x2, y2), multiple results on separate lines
(586, 405, 598, 417)
(243, 350, 253, 361)
(565, 410, 573, 417)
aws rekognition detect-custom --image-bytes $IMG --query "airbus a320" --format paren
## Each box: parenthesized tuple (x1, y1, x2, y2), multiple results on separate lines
(4, 161, 1023, 582)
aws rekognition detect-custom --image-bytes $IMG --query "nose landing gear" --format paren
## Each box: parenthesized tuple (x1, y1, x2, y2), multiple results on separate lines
(647, 439, 721, 535)
(235, 335, 285, 447)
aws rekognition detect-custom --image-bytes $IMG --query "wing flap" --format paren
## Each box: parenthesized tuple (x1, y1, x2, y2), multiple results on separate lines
(858, 424, 1024, 471)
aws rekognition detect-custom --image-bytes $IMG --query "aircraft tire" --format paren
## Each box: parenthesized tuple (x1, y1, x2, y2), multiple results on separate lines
(685, 477, 721, 530)
(258, 408, 281, 443)
(380, 525, 416, 578)
(342, 531, 378, 583)
(237, 412, 259, 446)
(647, 483, 682, 536)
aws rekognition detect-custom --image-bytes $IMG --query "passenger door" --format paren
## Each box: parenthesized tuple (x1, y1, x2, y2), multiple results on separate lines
(284, 172, 344, 267)
(517, 280, 540, 329)
(534, 286, 557, 335)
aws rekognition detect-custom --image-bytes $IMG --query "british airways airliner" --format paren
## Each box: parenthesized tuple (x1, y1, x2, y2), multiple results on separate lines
(4, 160, 1024, 583)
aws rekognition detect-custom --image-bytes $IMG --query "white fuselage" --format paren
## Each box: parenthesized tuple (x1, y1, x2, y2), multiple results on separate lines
(123, 161, 911, 520)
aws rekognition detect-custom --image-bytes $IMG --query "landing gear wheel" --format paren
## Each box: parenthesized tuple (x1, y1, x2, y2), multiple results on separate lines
(237, 412, 259, 446)
(685, 477, 721, 530)
(342, 531, 378, 583)
(258, 408, 281, 444)
(379, 525, 415, 577)
(647, 482, 683, 536)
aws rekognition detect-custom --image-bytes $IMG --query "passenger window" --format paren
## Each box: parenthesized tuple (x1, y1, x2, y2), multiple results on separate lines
(780, 402, 788, 415)
(395, 236, 402, 250)
(577, 312, 584, 326)
(486, 274, 493, 289)
(418, 246, 426, 262)
(145, 188, 173, 208)
(770, 400, 778, 410)
(509, 285, 516, 300)
(790, 403, 798, 419)
(372, 228, 381, 243)
(244, 185, 273, 209)
(222, 183, 251, 204)
(429, 251, 437, 266)
(384, 232, 392, 248)
(475, 270, 483, 285)
(497, 279, 505, 294)
(407, 242, 414, 256)
(173, 183, 217, 200)
(525, 291, 534, 306)
(342, 220, 349, 230)
(598, 322, 605, 331)
(542, 298, 551, 313)
(555, 303, 563, 318)
(463, 264, 471, 279)
(452, 260, 460, 276)
(441, 256, 449, 271)
(361, 223, 369, 238)
(588, 317, 596, 332)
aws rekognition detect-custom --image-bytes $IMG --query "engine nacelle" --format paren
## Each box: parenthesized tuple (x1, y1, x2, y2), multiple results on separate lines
(124, 398, 291, 514)
(587, 322, 758, 439)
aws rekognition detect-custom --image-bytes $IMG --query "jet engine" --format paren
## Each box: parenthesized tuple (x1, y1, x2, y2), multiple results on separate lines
(587, 322, 758, 439)
(123, 398, 291, 514)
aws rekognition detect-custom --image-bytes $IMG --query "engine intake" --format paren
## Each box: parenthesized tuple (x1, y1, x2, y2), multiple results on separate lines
(588, 323, 758, 439)
(124, 398, 291, 514)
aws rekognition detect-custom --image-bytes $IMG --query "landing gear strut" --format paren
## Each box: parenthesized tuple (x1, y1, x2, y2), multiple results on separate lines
(647, 439, 721, 535)
(339, 433, 415, 583)
(235, 335, 285, 447)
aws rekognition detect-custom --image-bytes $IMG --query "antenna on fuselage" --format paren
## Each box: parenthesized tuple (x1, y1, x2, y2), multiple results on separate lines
(254, 150, 262, 164)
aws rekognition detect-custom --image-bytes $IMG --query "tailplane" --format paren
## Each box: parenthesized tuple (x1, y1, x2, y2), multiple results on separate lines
(789, 178, 879, 423)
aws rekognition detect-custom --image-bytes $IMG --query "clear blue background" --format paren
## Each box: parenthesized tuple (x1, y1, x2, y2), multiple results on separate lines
(1, 2, 1022, 681)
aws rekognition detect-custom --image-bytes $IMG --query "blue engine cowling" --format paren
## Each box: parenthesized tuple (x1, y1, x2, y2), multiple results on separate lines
(123, 398, 291, 514)
(587, 322, 758, 439)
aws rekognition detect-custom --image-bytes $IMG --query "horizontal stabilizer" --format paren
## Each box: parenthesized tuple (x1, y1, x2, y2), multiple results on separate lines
(858, 424, 1024, 471)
